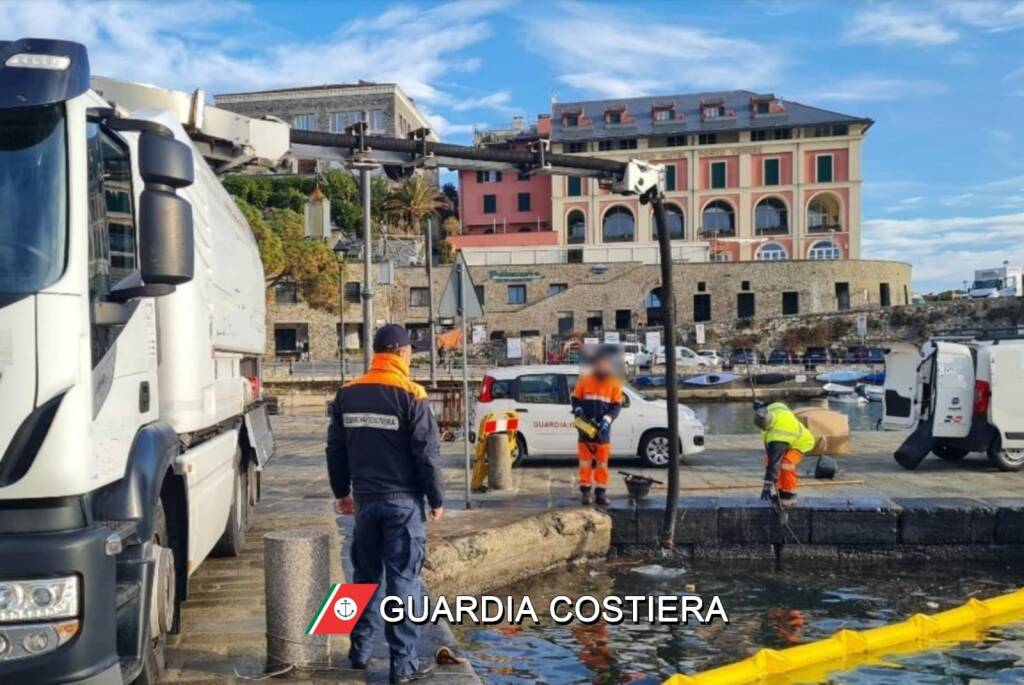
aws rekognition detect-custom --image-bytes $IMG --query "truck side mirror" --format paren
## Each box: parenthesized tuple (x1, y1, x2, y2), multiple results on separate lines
(138, 131, 194, 286)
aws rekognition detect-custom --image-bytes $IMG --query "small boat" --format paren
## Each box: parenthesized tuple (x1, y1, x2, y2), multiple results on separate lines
(860, 371, 885, 385)
(752, 372, 790, 386)
(816, 370, 867, 384)
(633, 375, 665, 387)
(855, 383, 884, 402)
(682, 372, 740, 386)
(823, 382, 867, 404)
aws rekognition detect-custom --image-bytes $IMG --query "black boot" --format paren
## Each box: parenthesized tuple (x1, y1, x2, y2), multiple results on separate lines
(594, 489, 610, 506)
(580, 487, 593, 505)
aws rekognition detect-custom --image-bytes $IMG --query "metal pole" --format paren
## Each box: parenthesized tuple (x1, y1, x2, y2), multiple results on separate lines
(338, 255, 346, 383)
(360, 168, 373, 370)
(426, 216, 437, 387)
(652, 195, 681, 548)
(459, 261, 471, 510)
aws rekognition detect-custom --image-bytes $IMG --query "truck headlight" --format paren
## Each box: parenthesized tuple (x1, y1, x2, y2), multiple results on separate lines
(0, 577, 78, 622)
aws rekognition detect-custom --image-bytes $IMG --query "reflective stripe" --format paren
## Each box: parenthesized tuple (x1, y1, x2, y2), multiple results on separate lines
(780, 463, 797, 471)
(583, 393, 614, 402)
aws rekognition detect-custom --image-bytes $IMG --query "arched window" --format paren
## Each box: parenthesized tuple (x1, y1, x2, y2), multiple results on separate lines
(653, 203, 685, 240)
(808, 194, 841, 233)
(754, 197, 788, 235)
(756, 242, 787, 261)
(602, 206, 635, 243)
(711, 251, 731, 262)
(567, 210, 586, 244)
(701, 200, 735, 237)
(809, 239, 841, 260)
(645, 287, 663, 325)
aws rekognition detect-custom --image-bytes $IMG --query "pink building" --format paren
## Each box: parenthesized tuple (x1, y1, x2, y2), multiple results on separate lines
(458, 116, 553, 235)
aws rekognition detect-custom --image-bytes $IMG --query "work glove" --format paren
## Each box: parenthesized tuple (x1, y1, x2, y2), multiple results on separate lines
(598, 418, 612, 442)
(573, 406, 585, 418)
(760, 481, 777, 502)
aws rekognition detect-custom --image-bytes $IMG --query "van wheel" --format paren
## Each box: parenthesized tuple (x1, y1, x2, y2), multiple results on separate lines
(933, 444, 969, 461)
(212, 447, 246, 557)
(640, 430, 672, 468)
(987, 435, 1024, 472)
(135, 498, 175, 685)
(512, 434, 527, 467)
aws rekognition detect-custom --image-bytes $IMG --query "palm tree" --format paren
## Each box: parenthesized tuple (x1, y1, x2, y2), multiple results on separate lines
(382, 175, 450, 237)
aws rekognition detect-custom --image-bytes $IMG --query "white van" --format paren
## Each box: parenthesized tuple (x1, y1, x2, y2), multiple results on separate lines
(473, 365, 706, 467)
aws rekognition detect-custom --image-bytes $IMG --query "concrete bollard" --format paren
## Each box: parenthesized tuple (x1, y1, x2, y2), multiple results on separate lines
(264, 530, 331, 670)
(487, 433, 513, 490)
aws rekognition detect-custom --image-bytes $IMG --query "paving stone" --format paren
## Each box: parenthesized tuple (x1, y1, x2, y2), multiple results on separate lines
(808, 497, 899, 545)
(987, 498, 1024, 543)
(894, 497, 997, 544)
(717, 497, 810, 545)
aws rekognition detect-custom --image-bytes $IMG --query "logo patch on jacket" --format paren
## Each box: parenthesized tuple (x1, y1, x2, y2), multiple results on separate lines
(343, 413, 400, 430)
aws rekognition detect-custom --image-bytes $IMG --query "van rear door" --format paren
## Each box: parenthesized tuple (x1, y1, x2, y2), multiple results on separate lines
(931, 342, 974, 439)
(883, 343, 923, 429)
(989, 344, 1024, 450)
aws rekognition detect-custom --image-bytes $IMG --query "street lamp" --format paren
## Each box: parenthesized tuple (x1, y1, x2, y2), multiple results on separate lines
(333, 240, 347, 383)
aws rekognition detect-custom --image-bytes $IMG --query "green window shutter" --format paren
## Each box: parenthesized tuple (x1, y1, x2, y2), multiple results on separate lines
(764, 159, 779, 186)
(817, 155, 833, 183)
(665, 165, 677, 191)
(568, 176, 582, 196)
(711, 162, 726, 189)
(518, 192, 531, 211)
(483, 195, 496, 213)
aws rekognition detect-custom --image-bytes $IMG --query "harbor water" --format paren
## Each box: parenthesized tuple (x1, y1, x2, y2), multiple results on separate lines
(684, 398, 884, 434)
(458, 562, 1023, 684)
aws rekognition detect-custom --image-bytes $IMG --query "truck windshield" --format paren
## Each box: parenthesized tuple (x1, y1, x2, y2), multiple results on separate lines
(972, 279, 1001, 290)
(0, 104, 67, 294)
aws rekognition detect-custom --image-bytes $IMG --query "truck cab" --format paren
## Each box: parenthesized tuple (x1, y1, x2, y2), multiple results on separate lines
(883, 335, 1024, 471)
(969, 266, 1022, 299)
(0, 38, 274, 684)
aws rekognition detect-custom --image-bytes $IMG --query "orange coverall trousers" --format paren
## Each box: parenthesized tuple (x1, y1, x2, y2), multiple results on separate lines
(578, 441, 610, 489)
(764, 448, 804, 495)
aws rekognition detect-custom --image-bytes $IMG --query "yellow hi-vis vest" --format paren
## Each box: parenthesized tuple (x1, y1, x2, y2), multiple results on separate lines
(761, 402, 816, 453)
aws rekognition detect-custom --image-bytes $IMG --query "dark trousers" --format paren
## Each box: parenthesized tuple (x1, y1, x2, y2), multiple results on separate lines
(349, 497, 426, 679)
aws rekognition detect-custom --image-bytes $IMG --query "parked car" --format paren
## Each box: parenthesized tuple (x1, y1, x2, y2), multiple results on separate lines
(654, 345, 710, 369)
(729, 348, 761, 366)
(696, 349, 723, 366)
(621, 342, 652, 368)
(803, 346, 832, 365)
(473, 365, 706, 467)
(767, 348, 798, 365)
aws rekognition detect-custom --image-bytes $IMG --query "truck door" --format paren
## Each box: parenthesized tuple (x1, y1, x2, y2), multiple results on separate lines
(989, 344, 1024, 450)
(883, 343, 924, 429)
(930, 342, 974, 439)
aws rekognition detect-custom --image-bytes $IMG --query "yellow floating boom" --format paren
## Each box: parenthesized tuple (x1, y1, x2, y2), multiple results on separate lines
(664, 588, 1024, 685)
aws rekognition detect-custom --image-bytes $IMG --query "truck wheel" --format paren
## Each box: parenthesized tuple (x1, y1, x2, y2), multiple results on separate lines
(212, 448, 246, 557)
(640, 430, 672, 468)
(987, 435, 1024, 472)
(512, 434, 527, 467)
(933, 444, 969, 461)
(136, 499, 175, 685)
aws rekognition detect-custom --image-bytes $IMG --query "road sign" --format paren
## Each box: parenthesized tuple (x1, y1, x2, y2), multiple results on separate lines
(695, 324, 706, 345)
(439, 252, 483, 319)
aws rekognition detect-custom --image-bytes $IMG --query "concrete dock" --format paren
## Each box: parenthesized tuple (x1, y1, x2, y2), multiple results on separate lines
(162, 415, 1024, 683)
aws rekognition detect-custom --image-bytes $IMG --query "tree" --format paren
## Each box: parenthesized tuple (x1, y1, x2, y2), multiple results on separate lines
(383, 175, 450, 236)
(442, 216, 461, 236)
(235, 197, 284, 283)
(438, 238, 456, 264)
(441, 182, 459, 216)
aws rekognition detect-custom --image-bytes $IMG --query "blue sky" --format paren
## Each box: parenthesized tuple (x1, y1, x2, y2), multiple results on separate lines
(4, 0, 1023, 292)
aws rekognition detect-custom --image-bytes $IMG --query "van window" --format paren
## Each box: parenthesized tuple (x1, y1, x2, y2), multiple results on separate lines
(516, 374, 561, 404)
(491, 378, 514, 400)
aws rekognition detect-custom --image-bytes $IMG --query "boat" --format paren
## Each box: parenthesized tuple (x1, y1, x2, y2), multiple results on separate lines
(632, 375, 664, 387)
(860, 371, 885, 385)
(822, 382, 868, 404)
(855, 383, 884, 402)
(752, 372, 790, 386)
(682, 372, 740, 386)
(816, 370, 867, 383)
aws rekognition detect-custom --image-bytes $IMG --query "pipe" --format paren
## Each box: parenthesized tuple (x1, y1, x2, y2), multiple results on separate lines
(360, 168, 373, 369)
(651, 195, 680, 547)
(289, 130, 628, 175)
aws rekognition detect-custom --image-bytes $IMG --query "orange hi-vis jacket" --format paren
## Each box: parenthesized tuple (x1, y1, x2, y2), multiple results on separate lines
(570, 373, 623, 445)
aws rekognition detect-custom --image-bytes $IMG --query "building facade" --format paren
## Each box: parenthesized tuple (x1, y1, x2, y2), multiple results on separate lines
(549, 90, 870, 263)
(457, 115, 553, 235)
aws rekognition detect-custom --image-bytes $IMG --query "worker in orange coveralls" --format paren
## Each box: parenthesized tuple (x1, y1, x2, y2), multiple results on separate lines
(571, 346, 623, 506)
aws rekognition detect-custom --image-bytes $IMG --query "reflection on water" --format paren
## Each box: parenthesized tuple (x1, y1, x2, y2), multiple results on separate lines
(684, 399, 885, 434)
(458, 562, 1023, 684)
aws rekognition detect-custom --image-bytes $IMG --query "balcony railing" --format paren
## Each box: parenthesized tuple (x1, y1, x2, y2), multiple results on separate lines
(807, 222, 842, 233)
(755, 225, 789, 236)
(698, 227, 737, 239)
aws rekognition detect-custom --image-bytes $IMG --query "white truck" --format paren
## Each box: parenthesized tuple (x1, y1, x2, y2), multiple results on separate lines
(0, 38, 279, 684)
(968, 265, 1022, 299)
(883, 332, 1024, 471)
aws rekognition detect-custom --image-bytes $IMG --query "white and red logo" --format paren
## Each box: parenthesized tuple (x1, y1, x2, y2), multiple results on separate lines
(306, 583, 378, 635)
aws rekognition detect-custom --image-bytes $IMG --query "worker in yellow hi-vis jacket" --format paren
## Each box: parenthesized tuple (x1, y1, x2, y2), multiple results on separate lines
(753, 400, 816, 506)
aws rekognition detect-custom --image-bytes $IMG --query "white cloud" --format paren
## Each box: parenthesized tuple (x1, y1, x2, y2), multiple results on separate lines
(942, 0, 1024, 32)
(801, 76, 947, 102)
(844, 5, 959, 46)
(863, 212, 1024, 292)
(0, 0, 512, 135)
(520, 2, 784, 98)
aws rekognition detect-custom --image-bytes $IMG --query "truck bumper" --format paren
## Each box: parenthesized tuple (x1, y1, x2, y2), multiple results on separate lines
(0, 524, 120, 684)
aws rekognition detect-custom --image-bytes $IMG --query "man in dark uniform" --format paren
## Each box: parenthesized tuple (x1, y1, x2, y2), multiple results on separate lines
(326, 324, 445, 684)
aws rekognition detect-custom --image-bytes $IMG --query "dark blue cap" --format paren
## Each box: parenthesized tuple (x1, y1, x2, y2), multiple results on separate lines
(373, 324, 411, 352)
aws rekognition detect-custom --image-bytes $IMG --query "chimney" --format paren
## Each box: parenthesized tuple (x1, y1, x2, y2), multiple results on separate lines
(536, 114, 551, 137)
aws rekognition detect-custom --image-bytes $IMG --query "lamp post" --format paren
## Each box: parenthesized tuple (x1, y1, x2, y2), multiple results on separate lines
(333, 240, 347, 383)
